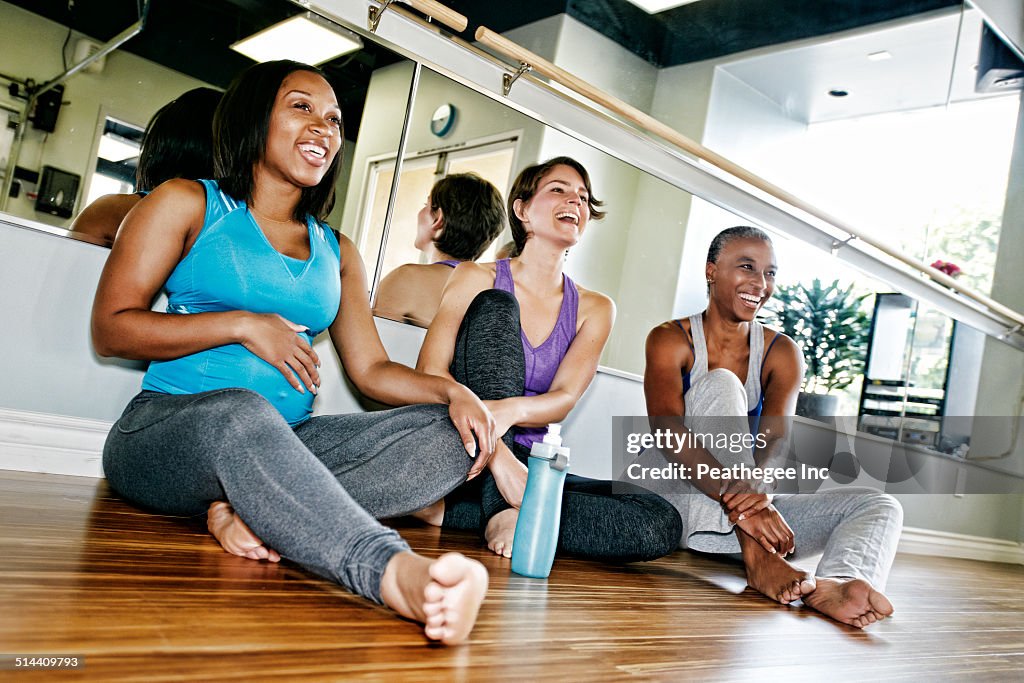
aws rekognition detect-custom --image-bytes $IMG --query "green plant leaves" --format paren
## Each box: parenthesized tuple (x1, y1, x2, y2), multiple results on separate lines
(763, 279, 871, 394)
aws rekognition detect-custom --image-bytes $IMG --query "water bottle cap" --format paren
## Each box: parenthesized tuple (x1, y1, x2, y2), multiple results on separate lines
(542, 423, 563, 446)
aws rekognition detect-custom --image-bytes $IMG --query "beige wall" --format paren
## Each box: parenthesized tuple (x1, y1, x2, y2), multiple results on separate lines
(0, 2, 215, 228)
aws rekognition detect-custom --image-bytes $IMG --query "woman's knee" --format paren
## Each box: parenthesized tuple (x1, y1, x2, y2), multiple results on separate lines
(868, 491, 903, 527)
(689, 369, 746, 416)
(463, 289, 521, 334)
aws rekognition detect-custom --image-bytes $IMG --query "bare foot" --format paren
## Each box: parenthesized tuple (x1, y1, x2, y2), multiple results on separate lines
(411, 500, 445, 527)
(485, 508, 518, 558)
(379, 551, 489, 645)
(802, 577, 894, 628)
(738, 528, 814, 604)
(206, 501, 281, 562)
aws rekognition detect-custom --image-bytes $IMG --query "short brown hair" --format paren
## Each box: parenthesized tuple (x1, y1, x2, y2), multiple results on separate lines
(431, 173, 506, 261)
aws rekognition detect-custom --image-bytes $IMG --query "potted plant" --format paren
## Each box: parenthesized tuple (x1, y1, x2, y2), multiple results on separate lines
(762, 279, 870, 418)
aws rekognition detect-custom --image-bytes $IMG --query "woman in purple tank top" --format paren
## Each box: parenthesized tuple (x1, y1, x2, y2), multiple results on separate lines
(416, 157, 681, 562)
(373, 173, 505, 327)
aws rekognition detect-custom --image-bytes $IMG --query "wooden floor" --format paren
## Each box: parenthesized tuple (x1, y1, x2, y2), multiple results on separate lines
(1, 471, 1022, 681)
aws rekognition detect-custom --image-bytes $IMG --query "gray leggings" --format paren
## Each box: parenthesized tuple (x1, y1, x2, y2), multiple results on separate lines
(102, 389, 472, 603)
(442, 289, 682, 562)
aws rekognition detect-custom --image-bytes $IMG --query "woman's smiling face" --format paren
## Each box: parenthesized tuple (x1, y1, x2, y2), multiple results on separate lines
(261, 69, 342, 188)
(707, 236, 777, 320)
(515, 164, 591, 247)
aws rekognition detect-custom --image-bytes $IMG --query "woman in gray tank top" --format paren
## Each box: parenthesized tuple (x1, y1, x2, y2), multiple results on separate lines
(644, 226, 902, 628)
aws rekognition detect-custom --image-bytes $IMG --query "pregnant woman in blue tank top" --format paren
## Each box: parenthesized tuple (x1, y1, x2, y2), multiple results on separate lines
(416, 157, 681, 562)
(91, 60, 491, 645)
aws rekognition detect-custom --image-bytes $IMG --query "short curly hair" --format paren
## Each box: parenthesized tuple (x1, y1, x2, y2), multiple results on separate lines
(430, 173, 506, 261)
(707, 225, 771, 264)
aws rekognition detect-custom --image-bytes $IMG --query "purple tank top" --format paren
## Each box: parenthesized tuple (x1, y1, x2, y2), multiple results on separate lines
(493, 258, 579, 450)
(435, 259, 460, 268)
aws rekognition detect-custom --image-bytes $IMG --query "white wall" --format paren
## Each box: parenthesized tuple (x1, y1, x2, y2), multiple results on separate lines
(0, 2, 215, 227)
(973, 0, 1024, 54)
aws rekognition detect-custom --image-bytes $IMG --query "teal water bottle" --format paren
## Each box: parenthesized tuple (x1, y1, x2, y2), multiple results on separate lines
(511, 424, 570, 578)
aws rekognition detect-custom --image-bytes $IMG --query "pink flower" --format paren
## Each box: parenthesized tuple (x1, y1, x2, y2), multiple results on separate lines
(930, 259, 962, 278)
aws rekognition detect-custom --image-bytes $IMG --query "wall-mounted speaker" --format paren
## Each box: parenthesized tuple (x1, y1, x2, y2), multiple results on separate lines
(32, 85, 65, 133)
(35, 165, 80, 219)
(976, 24, 1024, 93)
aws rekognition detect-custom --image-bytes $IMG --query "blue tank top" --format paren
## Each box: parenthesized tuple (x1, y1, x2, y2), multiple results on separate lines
(493, 258, 578, 450)
(142, 179, 342, 426)
(435, 259, 460, 268)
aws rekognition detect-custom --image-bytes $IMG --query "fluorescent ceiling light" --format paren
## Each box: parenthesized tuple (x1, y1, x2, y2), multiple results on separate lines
(624, 0, 702, 14)
(231, 13, 363, 66)
(867, 50, 892, 61)
(98, 134, 139, 162)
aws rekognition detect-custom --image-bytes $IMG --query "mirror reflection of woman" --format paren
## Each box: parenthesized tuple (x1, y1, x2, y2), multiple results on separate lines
(70, 87, 222, 245)
(644, 226, 902, 628)
(91, 60, 492, 645)
(417, 156, 681, 561)
(373, 173, 505, 327)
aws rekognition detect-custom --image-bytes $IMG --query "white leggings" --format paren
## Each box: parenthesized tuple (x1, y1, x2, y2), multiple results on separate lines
(662, 369, 902, 588)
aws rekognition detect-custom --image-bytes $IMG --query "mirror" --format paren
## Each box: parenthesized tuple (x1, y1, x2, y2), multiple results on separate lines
(367, 64, 701, 374)
(0, 0, 412, 248)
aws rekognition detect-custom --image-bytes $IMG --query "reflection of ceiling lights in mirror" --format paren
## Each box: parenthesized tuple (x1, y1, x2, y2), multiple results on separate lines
(230, 13, 363, 66)
(98, 135, 140, 162)
(624, 0, 701, 14)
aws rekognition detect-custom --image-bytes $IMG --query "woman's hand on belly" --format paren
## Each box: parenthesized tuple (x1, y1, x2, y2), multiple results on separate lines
(237, 312, 321, 394)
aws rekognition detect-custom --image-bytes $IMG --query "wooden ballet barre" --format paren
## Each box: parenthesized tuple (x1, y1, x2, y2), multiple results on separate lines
(474, 26, 1024, 330)
(370, 0, 468, 33)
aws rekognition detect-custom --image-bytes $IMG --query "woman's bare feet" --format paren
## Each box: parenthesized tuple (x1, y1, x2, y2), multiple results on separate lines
(802, 577, 894, 628)
(206, 501, 281, 562)
(379, 551, 489, 645)
(738, 528, 814, 603)
(485, 508, 518, 558)
(411, 500, 445, 527)
(490, 442, 528, 509)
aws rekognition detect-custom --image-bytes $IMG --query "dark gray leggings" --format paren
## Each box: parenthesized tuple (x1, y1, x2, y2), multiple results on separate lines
(103, 389, 472, 603)
(442, 289, 682, 562)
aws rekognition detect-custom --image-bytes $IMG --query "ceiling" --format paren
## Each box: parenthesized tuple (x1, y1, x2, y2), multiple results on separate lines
(3, 0, 1000, 136)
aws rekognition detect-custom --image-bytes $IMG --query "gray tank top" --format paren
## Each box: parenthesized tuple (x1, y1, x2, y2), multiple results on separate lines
(687, 313, 765, 415)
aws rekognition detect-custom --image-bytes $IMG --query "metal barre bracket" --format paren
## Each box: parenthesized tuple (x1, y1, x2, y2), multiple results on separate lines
(502, 62, 532, 96)
(368, 0, 397, 33)
(999, 323, 1023, 340)
(830, 235, 856, 256)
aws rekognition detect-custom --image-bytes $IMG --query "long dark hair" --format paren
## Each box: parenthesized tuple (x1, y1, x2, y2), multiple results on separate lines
(507, 156, 604, 254)
(213, 60, 343, 221)
(136, 87, 221, 191)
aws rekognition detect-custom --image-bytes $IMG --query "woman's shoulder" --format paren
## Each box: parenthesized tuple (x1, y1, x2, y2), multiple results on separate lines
(647, 319, 691, 346)
(576, 285, 615, 318)
(450, 260, 497, 285)
(759, 324, 801, 368)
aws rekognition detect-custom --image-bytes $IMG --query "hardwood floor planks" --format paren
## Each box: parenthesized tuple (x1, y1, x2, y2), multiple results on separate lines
(1, 470, 1022, 681)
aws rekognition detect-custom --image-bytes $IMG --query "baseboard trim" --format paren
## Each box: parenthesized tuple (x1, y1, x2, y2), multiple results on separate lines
(3, 408, 1023, 564)
(0, 407, 108, 477)
(899, 526, 1024, 565)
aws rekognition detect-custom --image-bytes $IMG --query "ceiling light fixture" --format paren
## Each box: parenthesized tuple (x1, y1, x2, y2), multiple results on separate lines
(231, 12, 363, 66)
(624, 0, 702, 15)
(867, 50, 892, 61)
